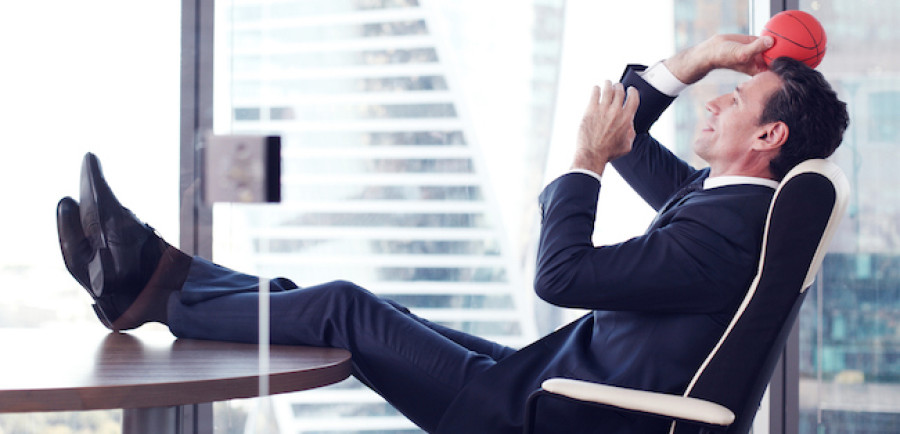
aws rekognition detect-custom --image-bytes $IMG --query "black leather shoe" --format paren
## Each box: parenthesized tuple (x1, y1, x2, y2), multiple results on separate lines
(79, 152, 165, 329)
(57, 197, 93, 291)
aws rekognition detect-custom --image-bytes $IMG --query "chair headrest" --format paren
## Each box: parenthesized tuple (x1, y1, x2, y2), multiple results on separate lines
(769, 159, 850, 291)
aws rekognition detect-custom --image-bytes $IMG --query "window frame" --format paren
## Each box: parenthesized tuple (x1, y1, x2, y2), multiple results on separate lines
(179, 0, 215, 427)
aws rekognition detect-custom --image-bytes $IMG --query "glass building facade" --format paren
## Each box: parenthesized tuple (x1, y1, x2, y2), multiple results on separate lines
(211, 0, 559, 431)
(795, 1, 900, 432)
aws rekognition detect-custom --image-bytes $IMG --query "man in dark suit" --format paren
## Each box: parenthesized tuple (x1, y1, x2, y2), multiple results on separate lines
(57, 34, 848, 433)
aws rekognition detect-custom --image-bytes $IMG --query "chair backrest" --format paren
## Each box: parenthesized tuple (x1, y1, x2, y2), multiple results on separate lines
(673, 159, 850, 434)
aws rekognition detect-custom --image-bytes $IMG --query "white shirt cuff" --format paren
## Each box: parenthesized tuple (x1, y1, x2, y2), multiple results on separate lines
(638, 61, 688, 97)
(567, 168, 602, 183)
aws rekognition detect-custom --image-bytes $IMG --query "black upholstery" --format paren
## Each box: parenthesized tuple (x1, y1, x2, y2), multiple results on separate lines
(682, 171, 836, 433)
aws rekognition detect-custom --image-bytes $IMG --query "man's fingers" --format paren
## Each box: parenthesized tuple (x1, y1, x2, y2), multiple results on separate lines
(734, 36, 773, 74)
(624, 86, 640, 115)
(609, 83, 626, 107)
(598, 80, 613, 107)
(722, 33, 756, 43)
(742, 35, 773, 58)
(585, 85, 601, 115)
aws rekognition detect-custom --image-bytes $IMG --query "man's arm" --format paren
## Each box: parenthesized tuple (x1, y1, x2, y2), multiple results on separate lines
(664, 34, 773, 85)
(534, 173, 766, 313)
(612, 34, 775, 207)
(612, 67, 698, 209)
(571, 35, 772, 178)
(534, 35, 776, 312)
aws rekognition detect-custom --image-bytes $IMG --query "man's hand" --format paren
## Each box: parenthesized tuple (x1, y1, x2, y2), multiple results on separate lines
(664, 34, 774, 85)
(571, 81, 640, 176)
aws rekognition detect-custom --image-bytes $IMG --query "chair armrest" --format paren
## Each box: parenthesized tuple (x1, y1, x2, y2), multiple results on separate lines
(540, 378, 735, 427)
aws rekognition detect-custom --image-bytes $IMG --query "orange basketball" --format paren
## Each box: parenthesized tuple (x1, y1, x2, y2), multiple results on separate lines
(761, 10, 827, 68)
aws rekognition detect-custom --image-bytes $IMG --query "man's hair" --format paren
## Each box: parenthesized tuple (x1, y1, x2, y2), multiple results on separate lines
(760, 57, 850, 180)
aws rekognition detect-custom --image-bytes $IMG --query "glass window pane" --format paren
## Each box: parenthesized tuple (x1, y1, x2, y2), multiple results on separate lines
(798, 0, 900, 432)
(0, 0, 180, 431)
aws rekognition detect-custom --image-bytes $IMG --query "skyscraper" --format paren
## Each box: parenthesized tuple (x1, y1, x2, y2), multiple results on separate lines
(212, 0, 556, 431)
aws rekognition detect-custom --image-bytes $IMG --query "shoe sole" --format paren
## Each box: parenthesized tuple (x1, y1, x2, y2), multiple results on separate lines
(56, 197, 93, 291)
(82, 153, 117, 299)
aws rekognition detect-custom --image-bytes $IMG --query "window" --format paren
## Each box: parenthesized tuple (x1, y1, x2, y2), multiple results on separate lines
(797, 0, 900, 432)
(0, 1, 180, 431)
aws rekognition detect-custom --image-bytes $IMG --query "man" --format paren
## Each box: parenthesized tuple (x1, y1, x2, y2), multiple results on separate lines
(56, 34, 848, 433)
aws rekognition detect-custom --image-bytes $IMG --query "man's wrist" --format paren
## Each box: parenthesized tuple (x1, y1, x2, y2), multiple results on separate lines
(567, 168, 603, 182)
(662, 45, 711, 85)
(638, 61, 689, 97)
(571, 151, 609, 177)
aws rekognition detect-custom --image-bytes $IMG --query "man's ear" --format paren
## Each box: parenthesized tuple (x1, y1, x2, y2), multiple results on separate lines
(755, 121, 788, 151)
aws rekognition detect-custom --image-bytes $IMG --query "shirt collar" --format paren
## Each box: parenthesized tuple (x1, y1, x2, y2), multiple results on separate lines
(703, 175, 779, 190)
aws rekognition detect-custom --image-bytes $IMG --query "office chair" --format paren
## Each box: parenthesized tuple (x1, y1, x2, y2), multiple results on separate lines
(524, 159, 850, 434)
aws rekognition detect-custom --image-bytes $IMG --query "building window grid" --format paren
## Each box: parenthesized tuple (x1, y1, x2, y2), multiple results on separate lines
(213, 1, 537, 431)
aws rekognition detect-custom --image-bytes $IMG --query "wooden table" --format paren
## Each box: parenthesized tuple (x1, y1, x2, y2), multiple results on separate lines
(0, 327, 351, 433)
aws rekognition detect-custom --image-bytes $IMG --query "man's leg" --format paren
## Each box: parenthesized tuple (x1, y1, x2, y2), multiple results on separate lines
(167, 257, 513, 432)
(382, 298, 517, 362)
(56, 153, 514, 430)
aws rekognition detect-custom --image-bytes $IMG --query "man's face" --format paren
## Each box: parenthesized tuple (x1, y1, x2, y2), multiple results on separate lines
(694, 71, 783, 175)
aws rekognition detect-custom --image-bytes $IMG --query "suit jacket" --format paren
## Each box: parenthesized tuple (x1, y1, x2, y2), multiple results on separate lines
(434, 66, 776, 433)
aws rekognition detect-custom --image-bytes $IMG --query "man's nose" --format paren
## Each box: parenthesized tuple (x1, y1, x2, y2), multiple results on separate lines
(706, 94, 726, 114)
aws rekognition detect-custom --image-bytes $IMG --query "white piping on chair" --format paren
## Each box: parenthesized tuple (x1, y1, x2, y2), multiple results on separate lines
(668, 159, 850, 434)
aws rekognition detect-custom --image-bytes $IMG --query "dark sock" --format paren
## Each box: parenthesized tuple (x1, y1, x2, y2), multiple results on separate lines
(109, 245, 192, 331)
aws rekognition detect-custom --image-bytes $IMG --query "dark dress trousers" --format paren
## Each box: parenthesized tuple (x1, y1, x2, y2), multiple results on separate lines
(166, 65, 776, 433)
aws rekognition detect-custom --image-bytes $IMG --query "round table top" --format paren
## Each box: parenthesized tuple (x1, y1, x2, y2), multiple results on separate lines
(0, 326, 351, 412)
